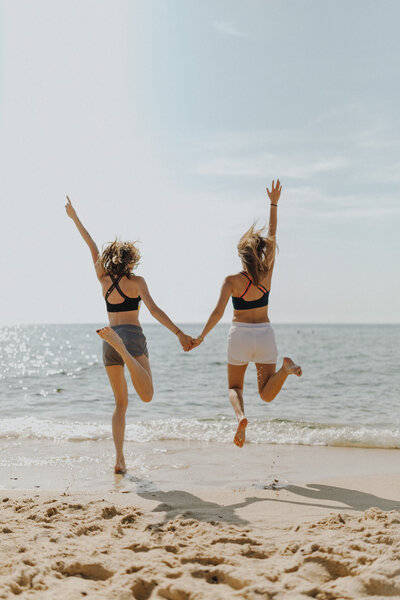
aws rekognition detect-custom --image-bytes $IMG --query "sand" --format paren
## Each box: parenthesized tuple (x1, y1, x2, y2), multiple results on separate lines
(1, 473, 400, 599)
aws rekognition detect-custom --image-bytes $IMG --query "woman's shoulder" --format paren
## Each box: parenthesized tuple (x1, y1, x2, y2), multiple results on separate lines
(129, 274, 146, 288)
(227, 271, 246, 279)
(226, 271, 249, 283)
(224, 273, 243, 285)
(223, 273, 245, 295)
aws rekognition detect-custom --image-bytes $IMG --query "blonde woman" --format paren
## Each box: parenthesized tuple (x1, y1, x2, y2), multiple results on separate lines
(65, 197, 193, 473)
(193, 180, 302, 448)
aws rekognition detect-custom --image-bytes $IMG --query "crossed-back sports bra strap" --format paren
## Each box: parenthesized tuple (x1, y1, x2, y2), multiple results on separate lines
(105, 275, 141, 312)
(239, 271, 268, 297)
(231, 271, 270, 310)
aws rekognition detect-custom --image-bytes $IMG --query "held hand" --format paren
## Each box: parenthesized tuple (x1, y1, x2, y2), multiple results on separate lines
(177, 331, 195, 352)
(65, 196, 77, 220)
(189, 336, 204, 350)
(266, 179, 282, 204)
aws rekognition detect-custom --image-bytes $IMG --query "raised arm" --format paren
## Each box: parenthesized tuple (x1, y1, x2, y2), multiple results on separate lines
(195, 277, 233, 346)
(266, 179, 282, 238)
(136, 277, 194, 352)
(65, 196, 104, 278)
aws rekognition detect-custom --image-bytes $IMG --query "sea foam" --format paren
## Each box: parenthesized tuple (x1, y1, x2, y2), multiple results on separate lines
(1, 416, 399, 448)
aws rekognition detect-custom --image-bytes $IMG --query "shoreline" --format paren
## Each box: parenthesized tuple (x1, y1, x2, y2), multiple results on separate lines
(2, 441, 400, 493)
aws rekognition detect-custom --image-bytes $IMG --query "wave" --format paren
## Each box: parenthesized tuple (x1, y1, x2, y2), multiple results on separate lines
(1, 416, 400, 449)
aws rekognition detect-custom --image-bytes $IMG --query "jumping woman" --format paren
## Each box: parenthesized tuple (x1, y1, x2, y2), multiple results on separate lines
(193, 180, 302, 448)
(65, 197, 193, 473)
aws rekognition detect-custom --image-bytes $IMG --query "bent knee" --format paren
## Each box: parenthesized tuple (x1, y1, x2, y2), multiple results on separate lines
(259, 391, 273, 403)
(141, 387, 154, 403)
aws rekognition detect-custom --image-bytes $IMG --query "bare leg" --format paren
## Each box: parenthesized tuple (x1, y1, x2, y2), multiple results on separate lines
(227, 363, 248, 448)
(105, 365, 128, 474)
(256, 357, 302, 403)
(97, 327, 153, 402)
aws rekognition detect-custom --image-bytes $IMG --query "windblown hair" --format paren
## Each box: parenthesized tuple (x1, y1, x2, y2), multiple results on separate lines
(237, 225, 277, 286)
(100, 239, 141, 279)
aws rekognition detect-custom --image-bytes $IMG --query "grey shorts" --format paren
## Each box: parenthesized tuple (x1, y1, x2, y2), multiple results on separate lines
(102, 324, 148, 367)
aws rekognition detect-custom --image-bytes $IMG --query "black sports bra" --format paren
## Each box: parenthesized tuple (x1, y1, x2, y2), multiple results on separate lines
(231, 271, 269, 310)
(105, 275, 141, 313)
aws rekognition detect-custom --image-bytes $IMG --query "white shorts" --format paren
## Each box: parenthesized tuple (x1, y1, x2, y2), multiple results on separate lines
(227, 322, 278, 366)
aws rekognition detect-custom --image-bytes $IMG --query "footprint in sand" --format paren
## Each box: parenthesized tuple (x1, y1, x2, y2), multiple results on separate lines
(131, 579, 157, 600)
(101, 505, 120, 519)
(53, 561, 114, 581)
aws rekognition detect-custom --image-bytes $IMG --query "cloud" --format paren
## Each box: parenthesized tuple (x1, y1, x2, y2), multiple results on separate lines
(213, 21, 246, 37)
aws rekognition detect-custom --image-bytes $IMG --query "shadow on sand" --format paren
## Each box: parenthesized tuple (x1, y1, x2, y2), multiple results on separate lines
(284, 483, 400, 512)
(118, 474, 264, 526)
(114, 475, 400, 526)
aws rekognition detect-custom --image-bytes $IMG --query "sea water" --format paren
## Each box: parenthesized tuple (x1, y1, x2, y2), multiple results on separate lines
(1, 323, 399, 491)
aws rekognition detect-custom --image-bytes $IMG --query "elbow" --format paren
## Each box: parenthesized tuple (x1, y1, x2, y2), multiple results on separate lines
(150, 307, 160, 318)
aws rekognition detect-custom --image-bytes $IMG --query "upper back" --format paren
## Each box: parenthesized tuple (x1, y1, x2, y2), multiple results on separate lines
(230, 270, 271, 300)
(100, 273, 141, 302)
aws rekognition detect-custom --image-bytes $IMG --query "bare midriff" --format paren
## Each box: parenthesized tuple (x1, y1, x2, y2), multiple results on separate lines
(106, 309, 141, 327)
(232, 306, 270, 324)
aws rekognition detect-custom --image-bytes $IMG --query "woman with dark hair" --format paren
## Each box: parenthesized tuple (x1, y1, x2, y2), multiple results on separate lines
(192, 180, 302, 448)
(65, 197, 193, 473)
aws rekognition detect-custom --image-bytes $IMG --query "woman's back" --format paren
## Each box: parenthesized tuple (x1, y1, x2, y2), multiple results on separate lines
(229, 271, 272, 324)
(100, 273, 142, 326)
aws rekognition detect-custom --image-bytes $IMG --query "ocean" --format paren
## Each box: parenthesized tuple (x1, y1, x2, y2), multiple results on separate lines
(1, 323, 399, 491)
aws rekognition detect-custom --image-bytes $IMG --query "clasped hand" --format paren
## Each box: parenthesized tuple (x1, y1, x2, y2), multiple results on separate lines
(177, 331, 204, 352)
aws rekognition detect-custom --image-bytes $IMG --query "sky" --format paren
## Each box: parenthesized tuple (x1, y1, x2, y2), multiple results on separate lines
(0, 0, 399, 325)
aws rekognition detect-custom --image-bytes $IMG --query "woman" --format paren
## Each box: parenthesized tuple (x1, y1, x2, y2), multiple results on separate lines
(193, 180, 302, 448)
(65, 197, 194, 473)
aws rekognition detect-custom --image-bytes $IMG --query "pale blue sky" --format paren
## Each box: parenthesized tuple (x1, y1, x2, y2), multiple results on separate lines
(0, 0, 399, 325)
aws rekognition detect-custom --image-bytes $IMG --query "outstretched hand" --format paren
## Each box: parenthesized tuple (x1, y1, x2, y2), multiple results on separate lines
(266, 179, 282, 204)
(65, 196, 77, 219)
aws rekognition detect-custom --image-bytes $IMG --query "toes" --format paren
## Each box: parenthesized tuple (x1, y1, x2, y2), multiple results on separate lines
(234, 433, 245, 448)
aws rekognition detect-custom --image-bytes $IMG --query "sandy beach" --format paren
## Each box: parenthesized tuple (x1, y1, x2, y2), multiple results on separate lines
(2, 467, 400, 599)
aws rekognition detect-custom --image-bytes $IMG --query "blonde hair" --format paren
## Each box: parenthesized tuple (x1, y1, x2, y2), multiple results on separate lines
(237, 225, 277, 286)
(100, 239, 141, 279)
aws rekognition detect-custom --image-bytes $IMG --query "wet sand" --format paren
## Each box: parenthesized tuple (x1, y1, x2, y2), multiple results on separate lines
(2, 440, 400, 493)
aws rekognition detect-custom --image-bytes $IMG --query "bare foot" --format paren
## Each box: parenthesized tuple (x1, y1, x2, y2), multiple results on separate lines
(234, 418, 248, 448)
(114, 460, 126, 475)
(283, 357, 302, 377)
(96, 327, 126, 354)
(114, 454, 126, 474)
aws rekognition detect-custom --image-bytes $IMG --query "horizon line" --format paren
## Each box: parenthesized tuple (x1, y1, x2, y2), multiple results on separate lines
(1, 322, 399, 327)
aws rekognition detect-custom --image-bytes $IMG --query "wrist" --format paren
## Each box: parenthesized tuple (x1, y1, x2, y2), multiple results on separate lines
(270, 203, 278, 207)
(175, 328, 182, 336)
